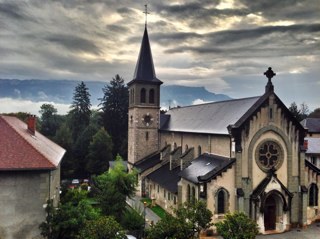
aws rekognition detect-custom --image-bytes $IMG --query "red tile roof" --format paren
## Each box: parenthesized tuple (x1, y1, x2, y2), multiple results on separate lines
(0, 115, 65, 171)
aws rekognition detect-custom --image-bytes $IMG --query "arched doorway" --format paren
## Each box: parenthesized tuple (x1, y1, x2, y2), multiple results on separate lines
(264, 194, 277, 230)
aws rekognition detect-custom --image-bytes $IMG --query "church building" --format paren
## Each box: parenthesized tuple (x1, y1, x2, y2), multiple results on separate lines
(127, 26, 320, 234)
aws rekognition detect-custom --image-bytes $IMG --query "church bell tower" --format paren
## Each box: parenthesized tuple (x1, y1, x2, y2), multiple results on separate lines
(127, 25, 162, 166)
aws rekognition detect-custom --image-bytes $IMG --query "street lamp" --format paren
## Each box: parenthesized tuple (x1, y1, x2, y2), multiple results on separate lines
(143, 201, 147, 238)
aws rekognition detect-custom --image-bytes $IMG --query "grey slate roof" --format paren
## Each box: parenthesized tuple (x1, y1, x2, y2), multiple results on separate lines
(128, 27, 162, 86)
(301, 118, 320, 133)
(147, 163, 180, 193)
(134, 152, 161, 173)
(179, 153, 234, 183)
(305, 137, 320, 154)
(160, 96, 260, 134)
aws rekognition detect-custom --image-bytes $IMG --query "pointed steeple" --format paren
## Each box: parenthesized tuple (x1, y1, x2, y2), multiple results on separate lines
(128, 27, 162, 85)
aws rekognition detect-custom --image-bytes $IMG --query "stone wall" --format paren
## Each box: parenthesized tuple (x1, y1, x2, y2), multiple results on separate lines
(0, 168, 60, 239)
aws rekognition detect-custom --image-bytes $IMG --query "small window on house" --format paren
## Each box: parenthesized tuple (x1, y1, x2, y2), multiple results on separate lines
(140, 88, 146, 103)
(157, 185, 160, 193)
(309, 183, 319, 206)
(185, 144, 189, 151)
(168, 192, 171, 200)
(174, 142, 177, 149)
(311, 156, 316, 165)
(174, 196, 177, 204)
(149, 89, 155, 104)
(164, 190, 166, 198)
(146, 132, 149, 141)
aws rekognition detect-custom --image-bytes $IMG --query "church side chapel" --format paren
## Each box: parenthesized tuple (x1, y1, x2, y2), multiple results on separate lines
(127, 23, 320, 234)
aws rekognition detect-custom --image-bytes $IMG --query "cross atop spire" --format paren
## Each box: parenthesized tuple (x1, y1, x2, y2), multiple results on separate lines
(143, 4, 150, 27)
(264, 67, 276, 93)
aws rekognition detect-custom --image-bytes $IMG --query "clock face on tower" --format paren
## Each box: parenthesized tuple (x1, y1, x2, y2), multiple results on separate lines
(142, 114, 153, 126)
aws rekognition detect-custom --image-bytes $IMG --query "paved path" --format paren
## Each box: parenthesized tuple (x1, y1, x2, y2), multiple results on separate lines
(213, 223, 320, 239)
(256, 223, 320, 239)
(126, 195, 161, 227)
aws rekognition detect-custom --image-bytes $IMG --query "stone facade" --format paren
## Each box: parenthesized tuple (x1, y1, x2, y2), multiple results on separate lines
(128, 27, 320, 235)
(0, 167, 60, 239)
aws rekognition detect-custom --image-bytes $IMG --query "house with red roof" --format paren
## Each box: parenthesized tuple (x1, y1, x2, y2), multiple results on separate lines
(0, 115, 65, 239)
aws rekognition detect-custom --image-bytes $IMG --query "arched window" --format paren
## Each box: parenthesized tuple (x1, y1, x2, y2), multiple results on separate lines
(187, 184, 191, 203)
(149, 89, 155, 104)
(216, 188, 229, 214)
(192, 186, 196, 203)
(309, 183, 319, 206)
(217, 190, 225, 214)
(198, 145, 202, 156)
(140, 88, 146, 103)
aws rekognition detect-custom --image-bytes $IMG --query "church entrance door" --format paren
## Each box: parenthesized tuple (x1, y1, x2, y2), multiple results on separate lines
(264, 194, 277, 230)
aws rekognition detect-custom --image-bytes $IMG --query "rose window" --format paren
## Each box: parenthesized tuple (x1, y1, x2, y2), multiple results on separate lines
(256, 141, 283, 171)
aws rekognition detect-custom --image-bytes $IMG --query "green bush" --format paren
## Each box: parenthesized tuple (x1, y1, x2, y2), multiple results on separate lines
(121, 207, 144, 231)
(79, 216, 126, 239)
(215, 212, 259, 239)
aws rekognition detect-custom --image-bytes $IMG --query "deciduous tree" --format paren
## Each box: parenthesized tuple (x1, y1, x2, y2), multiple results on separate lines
(215, 211, 259, 239)
(79, 216, 126, 239)
(39, 103, 59, 137)
(92, 155, 137, 221)
(147, 200, 212, 239)
(86, 128, 113, 175)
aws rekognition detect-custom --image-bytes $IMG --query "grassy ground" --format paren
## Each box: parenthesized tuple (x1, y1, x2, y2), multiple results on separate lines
(141, 198, 168, 219)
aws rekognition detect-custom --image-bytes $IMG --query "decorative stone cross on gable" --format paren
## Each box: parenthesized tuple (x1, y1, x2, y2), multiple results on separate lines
(264, 67, 276, 83)
(264, 67, 276, 93)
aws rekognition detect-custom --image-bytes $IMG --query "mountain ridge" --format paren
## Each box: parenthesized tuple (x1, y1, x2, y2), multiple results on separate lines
(0, 79, 231, 107)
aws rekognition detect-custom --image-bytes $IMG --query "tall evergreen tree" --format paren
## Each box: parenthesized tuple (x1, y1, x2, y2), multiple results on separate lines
(69, 81, 92, 141)
(99, 75, 128, 159)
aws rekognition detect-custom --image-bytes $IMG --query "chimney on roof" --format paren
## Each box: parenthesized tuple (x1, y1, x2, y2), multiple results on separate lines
(27, 115, 36, 135)
(303, 139, 308, 150)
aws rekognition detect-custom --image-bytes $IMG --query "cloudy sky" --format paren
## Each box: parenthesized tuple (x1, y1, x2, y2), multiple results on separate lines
(0, 0, 319, 113)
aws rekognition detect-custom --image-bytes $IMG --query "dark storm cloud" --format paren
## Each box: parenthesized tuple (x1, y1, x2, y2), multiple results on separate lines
(0, 2, 31, 21)
(106, 24, 130, 33)
(46, 34, 102, 55)
(239, 0, 320, 21)
(208, 24, 320, 45)
(152, 1, 250, 29)
(165, 23, 320, 56)
(0, 0, 319, 111)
